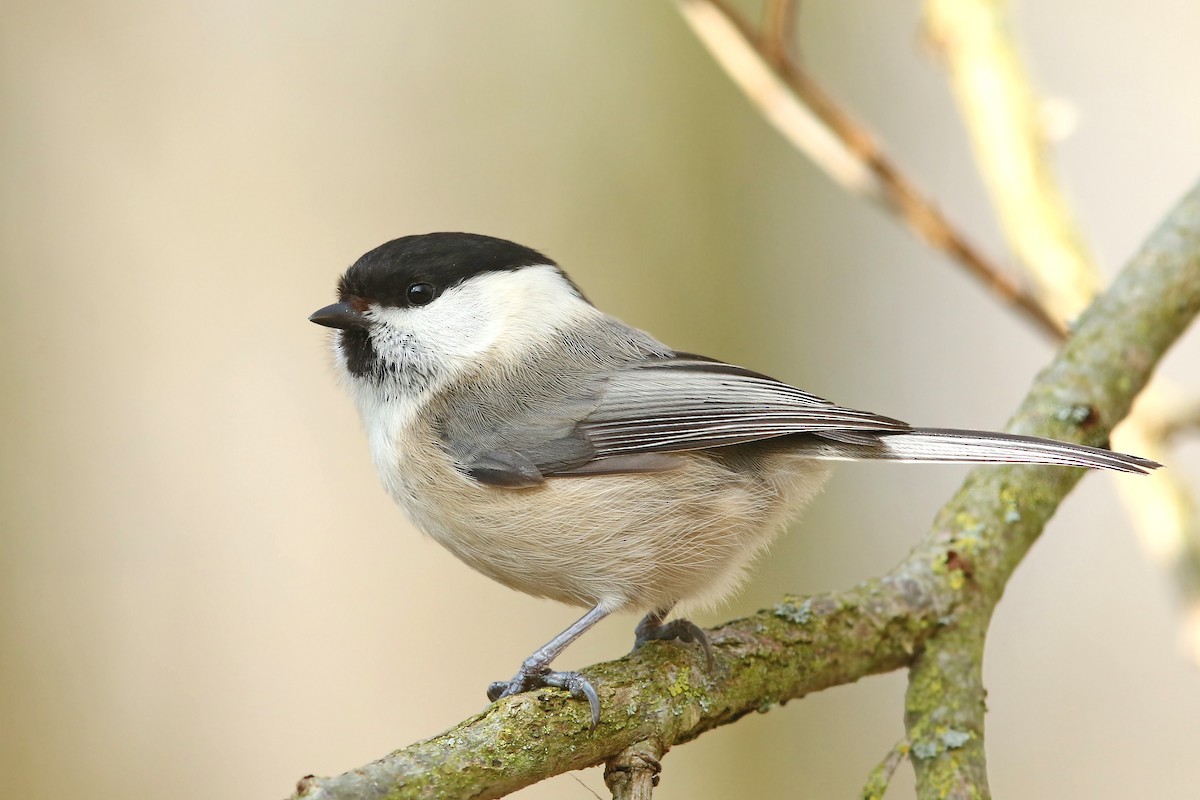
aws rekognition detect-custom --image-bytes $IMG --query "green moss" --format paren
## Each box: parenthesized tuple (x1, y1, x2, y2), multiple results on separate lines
(911, 739, 941, 760)
(941, 729, 971, 749)
(953, 512, 983, 536)
(998, 486, 1022, 524)
(773, 598, 813, 625)
(1054, 404, 1092, 424)
(667, 666, 691, 698)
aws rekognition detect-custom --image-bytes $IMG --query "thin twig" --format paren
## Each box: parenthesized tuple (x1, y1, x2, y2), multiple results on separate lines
(923, 0, 1099, 322)
(861, 738, 910, 800)
(571, 774, 606, 800)
(675, 0, 1067, 339)
(761, 0, 798, 65)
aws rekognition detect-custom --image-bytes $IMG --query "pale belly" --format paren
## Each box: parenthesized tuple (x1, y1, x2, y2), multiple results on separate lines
(382, 430, 830, 613)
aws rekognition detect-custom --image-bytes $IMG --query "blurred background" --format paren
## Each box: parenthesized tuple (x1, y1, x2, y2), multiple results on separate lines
(2, 1, 1198, 797)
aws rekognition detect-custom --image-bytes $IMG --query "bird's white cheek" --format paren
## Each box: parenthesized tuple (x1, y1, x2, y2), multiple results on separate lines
(370, 297, 501, 378)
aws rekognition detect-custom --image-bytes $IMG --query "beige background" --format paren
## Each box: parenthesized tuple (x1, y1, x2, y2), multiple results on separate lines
(2, 1, 1198, 798)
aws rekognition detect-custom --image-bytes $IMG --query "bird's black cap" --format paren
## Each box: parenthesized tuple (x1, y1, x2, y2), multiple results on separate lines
(337, 232, 562, 308)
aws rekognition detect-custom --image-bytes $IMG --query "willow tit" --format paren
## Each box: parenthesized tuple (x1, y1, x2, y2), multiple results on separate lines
(311, 232, 1158, 725)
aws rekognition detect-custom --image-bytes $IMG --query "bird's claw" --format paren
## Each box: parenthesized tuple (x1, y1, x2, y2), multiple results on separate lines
(634, 616, 714, 670)
(486, 667, 601, 728)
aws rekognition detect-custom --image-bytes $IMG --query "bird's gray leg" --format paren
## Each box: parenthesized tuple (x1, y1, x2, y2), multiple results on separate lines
(487, 603, 609, 726)
(633, 605, 714, 669)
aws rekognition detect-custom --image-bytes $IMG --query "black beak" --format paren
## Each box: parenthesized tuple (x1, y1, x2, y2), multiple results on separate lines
(309, 302, 371, 330)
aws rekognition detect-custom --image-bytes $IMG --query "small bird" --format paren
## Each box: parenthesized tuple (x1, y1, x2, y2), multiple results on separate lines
(311, 232, 1157, 725)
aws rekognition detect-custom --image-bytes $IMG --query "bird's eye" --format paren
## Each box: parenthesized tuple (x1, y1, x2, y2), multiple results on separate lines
(406, 282, 436, 306)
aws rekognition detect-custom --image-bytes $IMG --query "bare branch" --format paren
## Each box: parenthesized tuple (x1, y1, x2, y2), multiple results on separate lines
(761, 0, 799, 65)
(923, 0, 1099, 321)
(675, 0, 1067, 339)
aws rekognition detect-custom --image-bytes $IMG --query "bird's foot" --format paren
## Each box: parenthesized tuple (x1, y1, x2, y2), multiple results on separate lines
(633, 614, 714, 669)
(487, 664, 601, 728)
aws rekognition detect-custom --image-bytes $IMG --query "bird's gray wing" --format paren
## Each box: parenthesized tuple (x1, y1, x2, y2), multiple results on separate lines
(566, 354, 911, 460)
(455, 353, 1158, 485)
(451, 352, 907, 486)
(544, 353, 1157, 476)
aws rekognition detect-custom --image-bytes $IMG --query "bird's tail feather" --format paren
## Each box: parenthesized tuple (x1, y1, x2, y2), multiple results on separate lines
(804, 427, 1159, 475)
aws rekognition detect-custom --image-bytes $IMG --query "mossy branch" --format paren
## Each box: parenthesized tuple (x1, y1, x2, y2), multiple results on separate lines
(899, 181, 1200, 797)
(290, 183, 1200, 800)
(924, 0, 1200, 671)
(292, 578, 944, 800)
